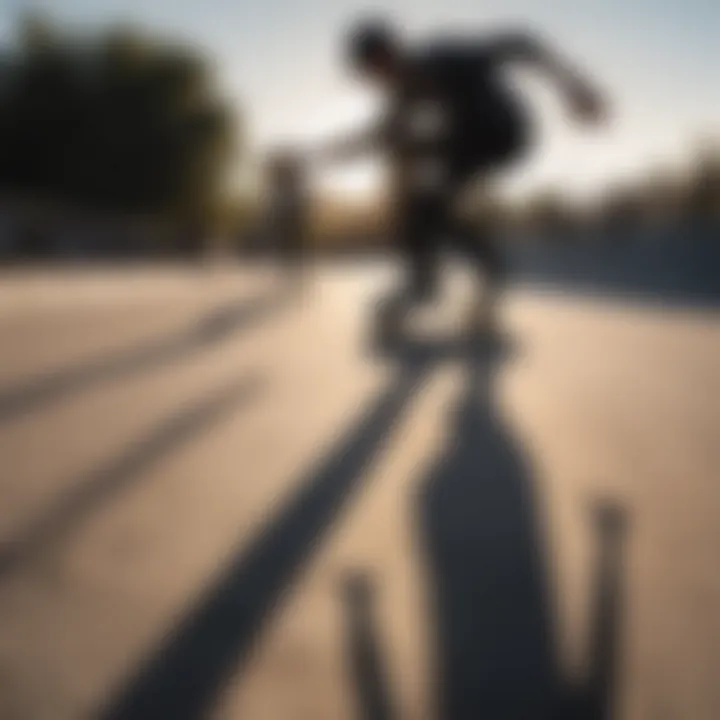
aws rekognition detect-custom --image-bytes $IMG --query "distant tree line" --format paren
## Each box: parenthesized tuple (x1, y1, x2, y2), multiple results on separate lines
(501, 146, 720, 241)
(253, 144, 719, 253)
(0, 13, 238, 256)
(239, 140, 720, 255)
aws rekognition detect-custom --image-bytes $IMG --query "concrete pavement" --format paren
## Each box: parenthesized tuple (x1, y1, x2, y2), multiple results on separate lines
(0, 262, 719, 720)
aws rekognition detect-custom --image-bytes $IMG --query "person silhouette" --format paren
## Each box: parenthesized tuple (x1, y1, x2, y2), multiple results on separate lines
(265, 149, 309, 294)
(312, 17, 608, 338)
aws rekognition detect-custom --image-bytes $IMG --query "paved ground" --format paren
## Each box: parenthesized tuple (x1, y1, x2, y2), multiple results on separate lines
(0, 261, 719, 720)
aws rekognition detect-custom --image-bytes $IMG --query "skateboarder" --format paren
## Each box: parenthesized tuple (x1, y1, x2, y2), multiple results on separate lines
(313, 18, 607, 336)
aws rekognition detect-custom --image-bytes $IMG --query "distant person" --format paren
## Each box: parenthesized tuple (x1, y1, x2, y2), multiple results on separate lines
(313, 18, 607, 337)
(265, 150, 309, 293)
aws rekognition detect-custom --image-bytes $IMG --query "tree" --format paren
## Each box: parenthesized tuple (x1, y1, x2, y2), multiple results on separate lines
(0, 13, 239, 254)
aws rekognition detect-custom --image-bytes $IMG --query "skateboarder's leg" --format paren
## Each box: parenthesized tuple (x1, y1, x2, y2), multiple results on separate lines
(447, 179, 505, 333)
(405, 199, 442, 305)
(377, 192, 443, 336)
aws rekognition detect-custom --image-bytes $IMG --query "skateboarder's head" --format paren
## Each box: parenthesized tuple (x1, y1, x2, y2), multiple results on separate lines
(346, 17, 402, 85)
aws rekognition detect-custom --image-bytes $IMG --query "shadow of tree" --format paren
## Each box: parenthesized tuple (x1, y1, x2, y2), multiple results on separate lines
(0, 375, 264, 578)
(0, 290, 287, 425)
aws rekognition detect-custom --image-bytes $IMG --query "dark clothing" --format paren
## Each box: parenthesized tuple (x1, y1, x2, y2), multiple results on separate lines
(398, 188, 503, 303)
(385, 37, 530, 300)
(387, 38, 531, 176)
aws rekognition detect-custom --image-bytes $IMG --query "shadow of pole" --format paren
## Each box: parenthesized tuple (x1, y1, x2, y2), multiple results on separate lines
(341, 571, 397, 720)
(582, 502, 628, 720)
(101, 359, 429, 720)
(0, 375, 264, 579)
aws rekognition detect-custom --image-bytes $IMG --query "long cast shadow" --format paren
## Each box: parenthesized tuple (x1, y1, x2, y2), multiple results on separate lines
(418, 349, 559, 718)
(101, 356, 429, 720)
(341, 572, 397, 720)
(569, 501, 628, 720)
(0, 375, 264, 579)
(414, 339, 629, 719)
(0, 291, 286, 426)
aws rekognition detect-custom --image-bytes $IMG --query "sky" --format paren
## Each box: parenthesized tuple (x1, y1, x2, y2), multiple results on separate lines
(1, 0, 718, 201)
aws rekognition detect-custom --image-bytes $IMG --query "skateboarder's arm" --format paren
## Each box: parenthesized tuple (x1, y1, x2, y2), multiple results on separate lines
(484, 31, 608, 123)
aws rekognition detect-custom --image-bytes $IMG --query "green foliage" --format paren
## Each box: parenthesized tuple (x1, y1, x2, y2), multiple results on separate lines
(0, 13, 238, 225)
